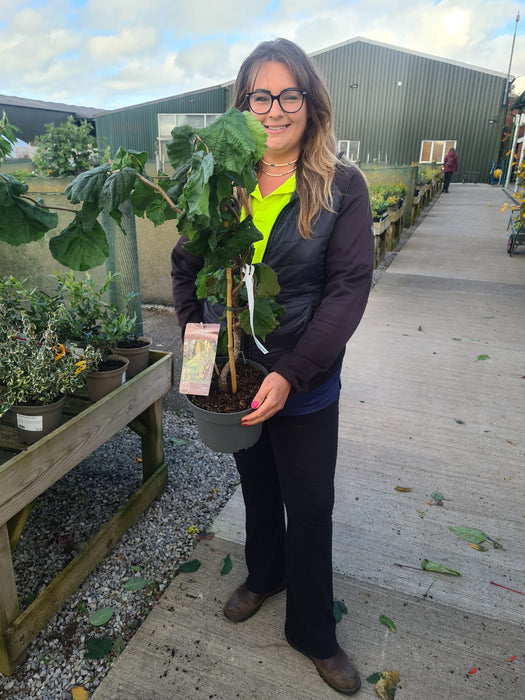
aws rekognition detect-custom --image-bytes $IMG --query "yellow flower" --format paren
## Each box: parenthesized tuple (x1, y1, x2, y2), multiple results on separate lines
(54, 343, 66, 361)
(74, 360, 87, 375)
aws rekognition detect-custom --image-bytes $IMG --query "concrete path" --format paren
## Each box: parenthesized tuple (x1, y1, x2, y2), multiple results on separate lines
(93, 185, 525, 699)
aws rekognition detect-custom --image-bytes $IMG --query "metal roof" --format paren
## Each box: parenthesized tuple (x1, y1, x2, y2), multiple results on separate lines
(0, 93, 104, 118)
(310, 36, 511, 80)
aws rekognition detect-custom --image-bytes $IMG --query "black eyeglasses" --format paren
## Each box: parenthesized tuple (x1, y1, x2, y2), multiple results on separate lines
(246, 89, 307, 114)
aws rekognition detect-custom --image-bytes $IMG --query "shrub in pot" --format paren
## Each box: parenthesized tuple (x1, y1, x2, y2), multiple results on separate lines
(0, 276, 99, 442)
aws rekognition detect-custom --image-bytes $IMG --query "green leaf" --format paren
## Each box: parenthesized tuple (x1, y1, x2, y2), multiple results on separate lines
(111, 147, 148, 171)
(430, 491, 445, 501)
(49, 211, 109, 271)
(379, 614, 396, 632)
(65, 163, 111, 204)
(240, 296, 282, 340)
(122, 577, 150, 591)
(366, 672, 382, 684)
(0, 176, 59, 244)
(89, 607, 115, 627)
(99, 167, 137, 214)
(475, 354, 490, 361)
(166, 124, 196, 170)
(170, 437, 188, 446)
(421, 559, 461, 576)
(333, 599, 348, 623)
(220, 554, 232, 576)
(254, 262, 281, 297)
(449, 526, 502, 549)
(84, 637, 112, 659)
(175, 559, 201, 575)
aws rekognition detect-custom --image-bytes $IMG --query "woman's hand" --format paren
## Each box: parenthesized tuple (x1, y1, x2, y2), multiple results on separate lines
(241, 371, 291, 426)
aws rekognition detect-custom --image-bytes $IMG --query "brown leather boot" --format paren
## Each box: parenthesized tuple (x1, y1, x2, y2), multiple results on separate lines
(311, 648, 361, 695)
(288, 639, 361, 696)
(223, 582, 286, 622)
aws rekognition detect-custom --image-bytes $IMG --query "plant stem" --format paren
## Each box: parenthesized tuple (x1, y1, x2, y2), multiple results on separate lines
(226, 266, 237, 394)
(135, 173, 181, 214)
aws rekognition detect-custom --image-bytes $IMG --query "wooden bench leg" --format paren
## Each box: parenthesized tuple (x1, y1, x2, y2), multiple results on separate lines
(0, 523, 24, 676)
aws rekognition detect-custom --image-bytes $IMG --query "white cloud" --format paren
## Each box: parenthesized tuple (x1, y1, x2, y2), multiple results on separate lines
(0, 0, 524, 109)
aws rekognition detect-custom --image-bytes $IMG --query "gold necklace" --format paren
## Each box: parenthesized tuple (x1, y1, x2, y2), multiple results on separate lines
(261, 167, 296, 177)
(261, 158, 298, 167)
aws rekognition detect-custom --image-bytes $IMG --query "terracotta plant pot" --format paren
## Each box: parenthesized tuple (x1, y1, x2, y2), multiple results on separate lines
(12, 394, 66, 445)
(85, 354, 129, 402)
(113, 337, 152, 378)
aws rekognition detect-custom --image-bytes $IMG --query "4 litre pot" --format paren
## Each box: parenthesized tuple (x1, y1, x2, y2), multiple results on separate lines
(12, 394, 66, 445)
(185, 359, 266, 453)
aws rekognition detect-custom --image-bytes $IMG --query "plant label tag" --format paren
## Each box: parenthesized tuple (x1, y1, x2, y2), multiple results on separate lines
(16, 413, 43, 432)
(179, 323, 220, 396)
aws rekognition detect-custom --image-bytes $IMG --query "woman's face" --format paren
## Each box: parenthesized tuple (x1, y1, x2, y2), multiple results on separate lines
(249, 61, 308, 162)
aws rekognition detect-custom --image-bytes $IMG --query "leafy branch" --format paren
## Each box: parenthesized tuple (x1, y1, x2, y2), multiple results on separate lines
(0, 108, 284, 394)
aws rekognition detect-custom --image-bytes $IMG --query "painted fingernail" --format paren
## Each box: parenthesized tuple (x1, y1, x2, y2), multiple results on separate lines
(241, 420, 248, 426)
(251, 401, 259, 409)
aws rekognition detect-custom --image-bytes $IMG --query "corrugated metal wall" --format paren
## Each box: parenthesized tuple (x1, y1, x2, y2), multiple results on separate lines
(95, 86, 226, 158)
(312, 40, 506, 178)
(93, 40, 506, 182)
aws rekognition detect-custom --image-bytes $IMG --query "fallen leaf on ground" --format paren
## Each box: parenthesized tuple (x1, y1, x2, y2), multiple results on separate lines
(394, 486, 411, 492)
(375, 670, 400, 699)
(334, 599, 348, 623)
(170, 436, 188, 446)
(475, 354, 490, 361)
(88, 607, 114, 627)
(175, 559, 201, 575)
(449, 526, 502, 549)
(421, 559, 461, 576)
(469, 543, 488, 551)
(220, 554, 232, 575)
(468, 666, 477, 675)
(71, 688, 89, 700)
(366, 672, 382, 684)
(186, 525, 200, 535)
(507, 655, 516, 662)
(379, 614, 396, 632)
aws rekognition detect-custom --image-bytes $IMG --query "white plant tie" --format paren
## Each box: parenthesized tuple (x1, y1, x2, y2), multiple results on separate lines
(243, 263, 268, 355)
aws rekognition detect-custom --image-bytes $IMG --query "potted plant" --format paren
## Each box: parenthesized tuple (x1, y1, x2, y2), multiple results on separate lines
(52, 271, 137, 400)
(1, 109, 282, 448)
(0, 277, 99, 443)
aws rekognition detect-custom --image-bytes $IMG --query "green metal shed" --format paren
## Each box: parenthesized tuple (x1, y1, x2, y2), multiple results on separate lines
(93, 37, 509, 182)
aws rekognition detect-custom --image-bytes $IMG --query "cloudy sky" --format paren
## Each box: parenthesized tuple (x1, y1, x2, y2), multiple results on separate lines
(1, 0, 525, 111)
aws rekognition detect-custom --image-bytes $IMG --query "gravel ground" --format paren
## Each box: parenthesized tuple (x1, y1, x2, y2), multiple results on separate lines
(1, 413, 238, 699)
(0, 195, 439, 698)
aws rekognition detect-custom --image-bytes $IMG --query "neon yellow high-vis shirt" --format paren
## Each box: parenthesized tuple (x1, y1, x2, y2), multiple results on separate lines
(250, 174, 295, 264)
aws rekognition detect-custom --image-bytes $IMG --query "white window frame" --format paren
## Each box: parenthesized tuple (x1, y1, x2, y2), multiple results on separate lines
(156, 113, 222, 171)
(337, 139, 360, 162)
(419, 139, 457, 164)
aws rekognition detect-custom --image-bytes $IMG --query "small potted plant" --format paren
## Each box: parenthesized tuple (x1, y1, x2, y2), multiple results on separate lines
(52, 271, 138, 400)
(0, 278, 99, 443)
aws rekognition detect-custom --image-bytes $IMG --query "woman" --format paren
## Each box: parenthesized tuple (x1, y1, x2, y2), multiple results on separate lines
(442, 147, 458, 193)
(171, 38, 373, 695)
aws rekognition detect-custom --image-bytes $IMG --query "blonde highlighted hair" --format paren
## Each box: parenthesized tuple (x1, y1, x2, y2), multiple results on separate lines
(233, 38, 338, 239)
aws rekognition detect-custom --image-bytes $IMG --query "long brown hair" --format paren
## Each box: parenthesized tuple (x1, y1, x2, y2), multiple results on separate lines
(233, 38, 337, 239)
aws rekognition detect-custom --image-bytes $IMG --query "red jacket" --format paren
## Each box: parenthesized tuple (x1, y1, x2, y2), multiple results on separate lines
(443, 150, 458, 173)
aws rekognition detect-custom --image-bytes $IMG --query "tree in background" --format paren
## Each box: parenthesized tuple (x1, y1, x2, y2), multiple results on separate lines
(33, 116, 106, 177)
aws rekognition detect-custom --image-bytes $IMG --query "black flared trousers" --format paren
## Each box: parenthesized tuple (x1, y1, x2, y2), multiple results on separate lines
(233, 400, 340, 659)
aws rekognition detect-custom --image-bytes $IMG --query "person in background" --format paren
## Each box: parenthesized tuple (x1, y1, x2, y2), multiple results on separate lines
(171, 38, 374, 696)
(442, 147, 458, 193)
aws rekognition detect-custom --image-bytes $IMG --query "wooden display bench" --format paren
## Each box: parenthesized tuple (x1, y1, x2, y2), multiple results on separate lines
(373, 216, 390, 268)
(0, 350, 173, 676)
(410, 186, 425, 226)
(386, 205, 405, 251)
